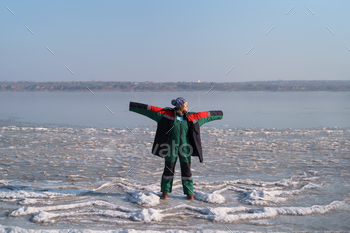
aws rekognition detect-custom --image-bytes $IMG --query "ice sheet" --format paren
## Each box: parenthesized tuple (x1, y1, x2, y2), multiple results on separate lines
(0, 125, 349, 231)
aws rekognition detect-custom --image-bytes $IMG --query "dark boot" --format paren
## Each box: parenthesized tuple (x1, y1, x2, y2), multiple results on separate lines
(187, 194, 194, 200)
(161, 192, 168, 199)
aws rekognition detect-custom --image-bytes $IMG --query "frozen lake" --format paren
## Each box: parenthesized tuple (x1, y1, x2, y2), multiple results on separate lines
(0, 91, 349, 232)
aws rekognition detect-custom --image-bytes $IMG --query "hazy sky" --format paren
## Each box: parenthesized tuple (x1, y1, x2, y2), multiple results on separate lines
(1, 0, 349, 82)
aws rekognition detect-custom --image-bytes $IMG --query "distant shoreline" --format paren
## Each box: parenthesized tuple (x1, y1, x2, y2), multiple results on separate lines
(1, 80, 350, 92)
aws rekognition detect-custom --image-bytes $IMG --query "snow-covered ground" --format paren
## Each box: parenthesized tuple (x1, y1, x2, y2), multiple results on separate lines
(0, 126, 349, 232)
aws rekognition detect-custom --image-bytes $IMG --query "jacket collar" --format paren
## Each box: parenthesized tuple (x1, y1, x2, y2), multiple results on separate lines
(172, 108, 188, 120)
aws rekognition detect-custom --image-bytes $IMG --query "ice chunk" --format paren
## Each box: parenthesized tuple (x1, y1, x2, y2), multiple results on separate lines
(194, 190, 225, 204)
(128, 190, 160, 207)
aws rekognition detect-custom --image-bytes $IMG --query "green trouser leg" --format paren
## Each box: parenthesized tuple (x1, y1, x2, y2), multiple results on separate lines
(180, 154, 193, 195)
(181, 179, 193, 195)
(161, 176, 174, 193)
(161, 156, 177, 193)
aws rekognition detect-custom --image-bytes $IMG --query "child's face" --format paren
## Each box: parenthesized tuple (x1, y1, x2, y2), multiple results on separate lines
(179, 102, 188, 112)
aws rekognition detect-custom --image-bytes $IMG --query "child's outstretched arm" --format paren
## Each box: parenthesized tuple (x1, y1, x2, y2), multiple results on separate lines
(129, 101, 170, 122)
(187, 110, 223, 127)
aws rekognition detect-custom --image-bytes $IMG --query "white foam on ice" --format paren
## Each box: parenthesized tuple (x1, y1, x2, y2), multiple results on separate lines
(11, 199, 169, 224)
(0, 224, 233, 233)
(95, 208, 163, 223)
(194, 190, 226, 204)
(9, 200, 101, 217)
(188, 201, 344, 223)
(239, 183, 321, 206)
(127, 190, 160, 207)
(0, 189, 77, 200)
(0, 180, 9, 187)
(18, 198, 55, 205)
(91, 181, 160, 207)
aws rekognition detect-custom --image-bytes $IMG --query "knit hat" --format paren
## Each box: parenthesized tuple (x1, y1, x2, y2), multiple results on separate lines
(171, 97, 187, 109)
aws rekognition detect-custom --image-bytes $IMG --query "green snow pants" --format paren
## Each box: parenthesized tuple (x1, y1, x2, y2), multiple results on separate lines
(160, 154, 193, 195)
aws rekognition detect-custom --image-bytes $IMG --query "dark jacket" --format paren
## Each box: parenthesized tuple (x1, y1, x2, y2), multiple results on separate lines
(129, 101, 223, 162)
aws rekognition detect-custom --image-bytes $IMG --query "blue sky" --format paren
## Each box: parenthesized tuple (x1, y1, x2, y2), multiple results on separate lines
(1, 0, 349, 82)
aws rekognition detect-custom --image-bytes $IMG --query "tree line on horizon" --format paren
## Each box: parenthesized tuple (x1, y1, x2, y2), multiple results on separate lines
(0, 80, 349, 92)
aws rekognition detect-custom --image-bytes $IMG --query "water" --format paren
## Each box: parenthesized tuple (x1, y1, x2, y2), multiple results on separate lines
(1, 91, 349, 129)
(0, 91, 349, 232)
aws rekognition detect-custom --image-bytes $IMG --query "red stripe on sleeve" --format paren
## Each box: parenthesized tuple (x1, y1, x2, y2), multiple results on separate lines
(150, 106, 175, 117)
(188, 112, 209, 121)
(150, 106, 163, 113)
